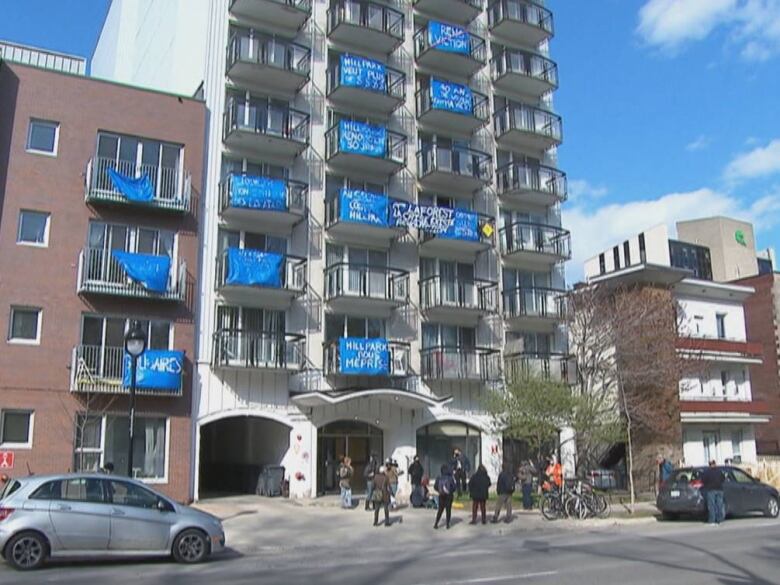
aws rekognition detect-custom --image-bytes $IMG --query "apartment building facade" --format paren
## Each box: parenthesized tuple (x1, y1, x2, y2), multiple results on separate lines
(0, 58, 206, 501)
(93, 0, 570, 498)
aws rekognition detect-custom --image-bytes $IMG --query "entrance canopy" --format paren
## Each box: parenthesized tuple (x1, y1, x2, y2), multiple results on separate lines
(292, 389, 452, 409)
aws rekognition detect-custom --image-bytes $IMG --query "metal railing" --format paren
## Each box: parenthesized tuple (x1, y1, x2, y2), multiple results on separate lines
(223, 97, 310, 145)
(219, 173, 307, 216)
(416, 86, 489, 123)
(324, 263, 409, 304)
(503, 286, 565, 320)
(71, 345, 183, 395)
(504, 351, 569, 382)
(85, 157, 190, 212)
(414, 26, 487, 65)
(487, 0, 554, 36)
(325, 192, 397, 229)
(77, 247, 185, 301)
(215, 249, 307, 293)
(212, 330, 305, 370)
(414, 0, 484, 9)
(421, 346, 501, 381)
(421, 209, 495, 243)
(327, 60, 406, 102)
(417, 143, 493, 183)
(323, 339, 411, 377)
(496, 161, 567, 201)
(490, 48, 558, 89)
(499, 221, 571, 259)
(419, 275, 498, 312)
(230, 0, 312, 14)
(494, 103, 562, 145)
(325, 123, 406, 166)
(227, 30, 311, 77)
(327, 0, 405, 44)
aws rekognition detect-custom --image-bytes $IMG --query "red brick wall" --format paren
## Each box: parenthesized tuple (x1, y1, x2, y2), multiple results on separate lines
(0, 62, 205, 501)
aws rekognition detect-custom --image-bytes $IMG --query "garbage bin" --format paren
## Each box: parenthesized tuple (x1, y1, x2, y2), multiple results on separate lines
(256, 465, 285, 496)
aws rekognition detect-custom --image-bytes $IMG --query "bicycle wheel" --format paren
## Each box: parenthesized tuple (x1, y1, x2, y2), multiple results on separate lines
(566, 495, 588, 520)
(593, 493, 611, 519)
(541, 495, 562, 520)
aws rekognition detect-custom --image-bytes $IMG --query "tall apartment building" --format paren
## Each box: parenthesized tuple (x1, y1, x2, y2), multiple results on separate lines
(0, 56, 206, 501)
(93, 0, 570, 498)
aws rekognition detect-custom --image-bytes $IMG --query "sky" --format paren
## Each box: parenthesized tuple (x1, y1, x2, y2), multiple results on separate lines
(2, 0, 780, 282)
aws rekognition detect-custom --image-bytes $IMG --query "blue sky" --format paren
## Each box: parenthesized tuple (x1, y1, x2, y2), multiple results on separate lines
(2, 0, 780, 280)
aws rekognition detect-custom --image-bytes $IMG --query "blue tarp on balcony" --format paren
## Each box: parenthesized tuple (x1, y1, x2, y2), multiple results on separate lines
(226, 248, 284, 288)
(338, 120, 387, 157)
(389, 202, 480, 241)
(339, 337, 389, 375)
(340, 54, 387, 92)
(427, 21, 469, 55)
(123, 349, 184, 391)
(339, 188, 389, 227)
(111, 250, 171, 293)
(107, 168, 155, 203)
(430, 78, 473, 114)
(230, 175, 287, 211)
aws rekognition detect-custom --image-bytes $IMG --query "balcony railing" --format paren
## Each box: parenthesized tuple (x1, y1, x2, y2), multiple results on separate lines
(77, 247, 185, 301)
(420, 209, 495, 245)
(503, 286, 565, 320)
(419, 275, 498, 313)
(496, 161, 567, 202)
(504, 351, 569, 382)
(324, 263, 409, 304)
(215, 249, 307, 294)
(414, 26, 487, 67)
(490, 48, 558, 93)
(327, 0, 405, 51)
(219, 173, 307, 218)
(324, 339, 411, 377)
(84, 157, 190, 213)
(417, 143, 493, 184)
(421, 346, 501, 381)
(499, 221, 571, 260)
(327, 59, 405, 102)
(413, 0, 484, 23)
(493, 103, 562, 147)
(223, 98, 310, 146)
(487, 0, 554, 39)
(230, 0, 312, 25)
(676, 337, 763, 360)
(416, 85, 489, 123)
(325, 122, 406, 167)
(212, 330, 305, 370)
(226, 30, 311, 81)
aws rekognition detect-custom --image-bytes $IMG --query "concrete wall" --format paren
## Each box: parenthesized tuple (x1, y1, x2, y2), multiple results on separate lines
(677, 217, 759, 283)
(583, 223, 670, 278)
(676, 295, 748, 341)
(682, 424, 757, 466)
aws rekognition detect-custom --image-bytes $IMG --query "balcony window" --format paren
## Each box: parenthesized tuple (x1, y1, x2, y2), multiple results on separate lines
(325, 314, 385, 341)
(417, 136, 493, 184)
(26, 119, 59, 155)
(224, 94, 310, 146)
(228, 28, 311, 76)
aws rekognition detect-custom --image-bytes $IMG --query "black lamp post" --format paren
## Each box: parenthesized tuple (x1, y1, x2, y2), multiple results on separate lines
(124, 320, 147, 478)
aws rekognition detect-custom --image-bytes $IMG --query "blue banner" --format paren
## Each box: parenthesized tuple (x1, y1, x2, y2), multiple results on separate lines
(442, 209, 480, 241)
(339, 338, 389, 375)
(226, 248, 284, 288)
(338, 119, 386, 158)
(389, 202, 480, 241)
(339, 188, 389, 227)
(340, 54, 387, 93)
(112, 250, 171, 293)
(427, 21, 469, 55)
(431, 79, 473, 114)
(230, 175, 287, 211)
(123, 349, 184, 391)
(107, 168, 155, 203)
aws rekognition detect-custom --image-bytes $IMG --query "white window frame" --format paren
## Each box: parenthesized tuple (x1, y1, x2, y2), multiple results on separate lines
(26, 118, 60, 156)
(16, 209, 51, 247)
(7, 306, 42, 345)
(0, 410, 34, 449)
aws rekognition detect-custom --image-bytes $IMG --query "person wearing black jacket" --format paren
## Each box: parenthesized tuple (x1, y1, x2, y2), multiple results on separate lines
(408, 455, 424, 488)
(492, 465, 516, 523)
(701, 460, 725, 525)
(364, 453, 378, 511)
(468, 464, 491, 524)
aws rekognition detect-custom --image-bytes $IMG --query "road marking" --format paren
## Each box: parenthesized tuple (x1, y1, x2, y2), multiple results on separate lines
(415, 571, 558, 585)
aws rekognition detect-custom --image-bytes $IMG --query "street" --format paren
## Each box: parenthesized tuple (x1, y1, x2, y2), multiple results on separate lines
(0, 498, 778, 584)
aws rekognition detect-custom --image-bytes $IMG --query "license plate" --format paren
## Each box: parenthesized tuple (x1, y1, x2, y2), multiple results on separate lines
(670, 490, 680, 498)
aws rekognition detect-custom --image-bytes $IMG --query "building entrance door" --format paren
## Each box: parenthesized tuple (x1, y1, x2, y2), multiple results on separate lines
(317, 421, 383, 495)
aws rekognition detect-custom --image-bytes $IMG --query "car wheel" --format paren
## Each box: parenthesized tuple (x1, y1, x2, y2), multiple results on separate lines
(765, 496, 779, 519)
(172, 529, 209, 564)
(5, 531, 47, 571)
(661, 511, 679, 521)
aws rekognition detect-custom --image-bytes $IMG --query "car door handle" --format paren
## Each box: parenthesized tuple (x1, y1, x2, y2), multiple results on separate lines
(55, 504, 71, 511)
(112, 508, 126, 516)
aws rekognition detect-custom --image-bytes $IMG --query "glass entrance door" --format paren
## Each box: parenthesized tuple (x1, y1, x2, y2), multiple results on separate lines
(317, 421, 383, 495)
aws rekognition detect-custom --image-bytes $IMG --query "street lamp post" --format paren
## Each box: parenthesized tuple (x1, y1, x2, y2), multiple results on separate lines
(124, 321, 147, 478)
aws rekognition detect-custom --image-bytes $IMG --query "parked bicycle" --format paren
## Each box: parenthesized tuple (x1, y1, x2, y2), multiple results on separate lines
(541, 480, 611, 520)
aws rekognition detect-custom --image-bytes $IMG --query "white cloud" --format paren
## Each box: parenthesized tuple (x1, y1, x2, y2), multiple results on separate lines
(568, 179, 608, 201)
(724, 139, 780, 181)
(686, 135, 712, 152)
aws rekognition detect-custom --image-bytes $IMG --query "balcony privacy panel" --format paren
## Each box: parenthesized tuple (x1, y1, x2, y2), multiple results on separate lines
(428, 21, 469, 54)
(226, 248, 284, 287)
(339, 337, 389, 375)
(108, 168, 155, 203)
(430, 79, 473, 114)
(231, 175, 287, 210)
(340, 54, 387, 92)
(339, 188, 389, 226)
(338, 120, 387, 157)
(390, 201, 480, 241)
(111, 251, 171, 293)
(122, 350, 184, 392)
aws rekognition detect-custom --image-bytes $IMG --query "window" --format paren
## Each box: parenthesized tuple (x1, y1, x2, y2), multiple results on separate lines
(638, 233, 646, 263)
(26, 119, 59, 155)
(8, 307, 41, 344)
(612, 246, 620, 270)
(727, 468, 753, 483)
(731, 431, 743, 461)
(598, 253, 605, 275)
(74, 414, 104, 472)
(623, 241, 631, 267)
(0, 410, 33, 447)
(720, 371, 729, 396)
(716, 313, 726, 339)
(17, 210, 50, 246)
(107, 480, 160, 509)
(325, 314, 385, 341)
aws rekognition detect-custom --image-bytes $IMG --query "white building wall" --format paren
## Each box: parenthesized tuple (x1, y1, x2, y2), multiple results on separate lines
(676, 295, 747, 341)
(583, 223, 671, 279)
(682, 424, 757, 466)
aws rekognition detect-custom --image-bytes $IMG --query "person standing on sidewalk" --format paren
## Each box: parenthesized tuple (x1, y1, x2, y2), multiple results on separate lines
(338, 456, 353, 510)
(492, 465, 515, 523)
(385, 459, 400, 508)
(701, 460, 725, 525)
(468, 464, 491, 525)
(364, 453, 378, 511)
(518, 460, 536, 510)
(371, 465, 392, 527)
(434, 464, 456, 529)
(408, 455, 424, 489)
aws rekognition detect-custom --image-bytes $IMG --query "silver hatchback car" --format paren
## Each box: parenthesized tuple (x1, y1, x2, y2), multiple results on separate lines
(0, 473, 225, 570)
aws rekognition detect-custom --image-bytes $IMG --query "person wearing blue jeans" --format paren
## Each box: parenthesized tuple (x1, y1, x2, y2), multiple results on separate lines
(338, 456, 353, 509)
(701, 460, 725, 525)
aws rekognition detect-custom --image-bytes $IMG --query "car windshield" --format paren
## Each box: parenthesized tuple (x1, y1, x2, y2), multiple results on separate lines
(669, 469, 702, 483)
(0, 479, 21, 501)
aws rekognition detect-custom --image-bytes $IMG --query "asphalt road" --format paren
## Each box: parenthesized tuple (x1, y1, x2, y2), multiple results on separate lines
(1, 516, 778, 585)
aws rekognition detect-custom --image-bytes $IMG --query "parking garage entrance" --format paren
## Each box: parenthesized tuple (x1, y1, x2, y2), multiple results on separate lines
(317, 421, 383, 495)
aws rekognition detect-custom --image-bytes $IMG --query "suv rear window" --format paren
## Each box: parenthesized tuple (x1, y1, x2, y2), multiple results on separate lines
(670, 469, 702, 483)
(0, 479, 21, 500)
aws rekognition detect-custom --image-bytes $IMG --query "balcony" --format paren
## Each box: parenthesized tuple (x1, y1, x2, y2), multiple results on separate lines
(491, 48, 557, 98)
(414, 23, 486, 78)
(77, 248, 185, 302)
(215, 248, 306, 309)
(71, 345, 184, 397)
(327, 0, 404, 54)
(487, 0, 554, 46)
(223, 99, 309, 161)
(212, 330, 305, 371)
(413, 0, 483, 25)
(229, 0, 311, 33)
(324, 263, 409, 314)
(417, 144, 492, 195)
(419, 275, 498, 324)
(325, 190, 406, 244)
(219, 173, 307, 231)
(676, 337, 763, 365)
(325, 121, 406, 177)
(503, 286, 564, 331)
(494, 103, 562, 153)
(416, 82, 489, 136)
(324, 338, 411, 378)
(226, 31, 310, 97)
(418, 209, 494, 256)
(496, 161, 566, 207)
(679, 400, 771, 424)
(84, 157, 191, 213)
(327, 56, 405, 116)
(499, 221, 571, 266)
(504, 351, 569, 383)
(421, 346, 501, 382)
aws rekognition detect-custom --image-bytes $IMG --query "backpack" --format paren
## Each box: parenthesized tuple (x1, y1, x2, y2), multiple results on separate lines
(372, 486, 385, 502)
(438, 475, 454, 496)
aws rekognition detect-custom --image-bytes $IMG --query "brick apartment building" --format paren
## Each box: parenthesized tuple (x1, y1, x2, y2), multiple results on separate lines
(0, 55, 205, 501)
